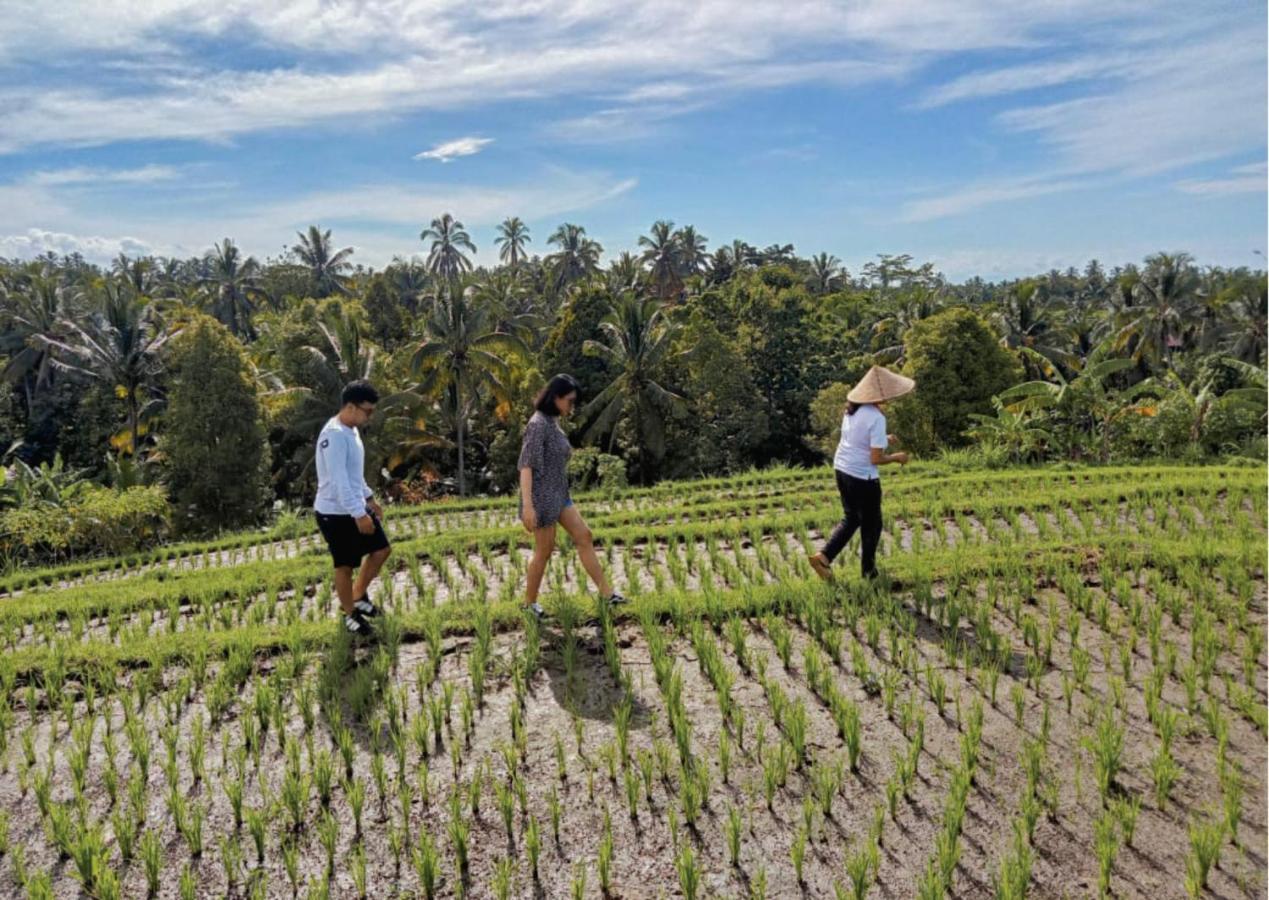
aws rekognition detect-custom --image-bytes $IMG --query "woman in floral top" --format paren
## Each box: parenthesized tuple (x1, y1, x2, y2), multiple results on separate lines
(518, 374, 626, 619)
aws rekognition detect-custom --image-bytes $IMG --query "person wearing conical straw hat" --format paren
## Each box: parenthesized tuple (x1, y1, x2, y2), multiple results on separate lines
(809, 365, 913, 582)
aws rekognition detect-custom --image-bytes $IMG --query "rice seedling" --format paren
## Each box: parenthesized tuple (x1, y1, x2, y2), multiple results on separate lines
(676, 841, 701, 900)
(1184, 812, 1225, 897)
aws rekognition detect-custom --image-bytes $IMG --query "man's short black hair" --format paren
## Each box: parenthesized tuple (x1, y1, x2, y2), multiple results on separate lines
(341, 380, 379, 407)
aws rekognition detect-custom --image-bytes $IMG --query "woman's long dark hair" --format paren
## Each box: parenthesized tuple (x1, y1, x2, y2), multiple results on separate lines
(534, 373, 582, 417)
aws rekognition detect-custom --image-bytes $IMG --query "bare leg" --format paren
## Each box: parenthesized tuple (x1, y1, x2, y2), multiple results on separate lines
(558, 506, 613, 597)
(525, 526, 556, 606)
(353, 546, 392, 602)
(333, 566, 356, 614)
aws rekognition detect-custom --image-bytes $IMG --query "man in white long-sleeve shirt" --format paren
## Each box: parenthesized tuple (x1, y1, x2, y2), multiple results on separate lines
(314, 380, 392, 635)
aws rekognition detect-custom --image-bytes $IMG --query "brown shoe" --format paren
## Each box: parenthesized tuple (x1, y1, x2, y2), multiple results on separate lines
(808, 554, 834, 582)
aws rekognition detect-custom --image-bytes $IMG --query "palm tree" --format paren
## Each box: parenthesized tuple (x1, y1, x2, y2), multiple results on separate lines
(198, 239, 261, 340)
(1113, 252, 1198, 371)
(676, 225, 709, 277)
(808, 253, 842, 294)
(546, 223, 603, 295)
(38, 283, 175, 455)
(386, 257, 432, 314)
(472, 270, 541, 343)
(870, 288, 944, 363)
(112, 254, 157, 295)
(494, 217, 531, 268)
(581, 292, 688, 480)
(0, 268, 78, 412)
(756, 243, 796, 266)
(1219, 280, 1267, 365)
(638, 220, 682, 300)
(420, 214, 477, 293)
(606, 252, 643, 294)
(292, 225, 354, 297)
(994, 280, 1076, 376)
(411, 288, 528, 495)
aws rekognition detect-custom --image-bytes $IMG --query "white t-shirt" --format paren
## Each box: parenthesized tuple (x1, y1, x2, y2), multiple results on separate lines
(832, 404, 888, 480)
(314, 416, 372, 517)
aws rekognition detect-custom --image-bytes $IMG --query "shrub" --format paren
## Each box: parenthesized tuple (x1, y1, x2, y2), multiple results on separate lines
(0, 483, 169, 562)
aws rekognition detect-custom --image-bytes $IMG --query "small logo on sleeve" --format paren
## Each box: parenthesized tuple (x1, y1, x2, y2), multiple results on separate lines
(320, 438, 329, 449)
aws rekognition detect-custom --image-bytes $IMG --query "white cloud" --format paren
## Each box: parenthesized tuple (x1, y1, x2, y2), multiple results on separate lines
(413, 137, 494, 163)
(24, 165, 182, 186)
(994, 33, 1265, 178)
(898, 174, 1093, 223)
(1174, 162, 1268, 197)
(0, 228, 156, 262)
(915, 54, 1144, 109)
(0, 0, 1184, 153)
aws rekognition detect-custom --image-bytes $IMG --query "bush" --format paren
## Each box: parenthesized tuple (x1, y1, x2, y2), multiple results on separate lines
(0, 484, 169, 563)
(164, 315, 272, 535)
(567, 447, 628, 491)
(808, 383, 851, 459)
(896, 308, 1024, 453)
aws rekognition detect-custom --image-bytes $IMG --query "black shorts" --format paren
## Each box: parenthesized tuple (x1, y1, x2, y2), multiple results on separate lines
(315, 512, 391, 569)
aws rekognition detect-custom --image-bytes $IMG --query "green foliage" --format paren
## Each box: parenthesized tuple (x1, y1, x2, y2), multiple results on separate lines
(0, 483, 169, 562)
(164, 315, 272, 534)
(896, 307, 1024, 452)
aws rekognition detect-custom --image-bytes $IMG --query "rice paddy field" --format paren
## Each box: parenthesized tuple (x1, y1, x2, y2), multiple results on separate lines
(0, 461, 1264, 899)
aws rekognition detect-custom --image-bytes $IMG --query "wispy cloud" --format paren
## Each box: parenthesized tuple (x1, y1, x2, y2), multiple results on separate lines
(898, 174, 1091, 222)
(915, 54, 1144, 109)
(1174, 162, 1267, 197)
(0, 0, 1163, 153)
(24, 164, 182, 186)
(413, 137, 494, 163)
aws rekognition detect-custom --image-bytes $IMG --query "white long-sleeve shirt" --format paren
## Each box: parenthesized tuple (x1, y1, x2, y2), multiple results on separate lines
(314, 416, 372, 517)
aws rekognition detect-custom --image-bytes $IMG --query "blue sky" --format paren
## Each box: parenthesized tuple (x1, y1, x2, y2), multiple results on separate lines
(0, 0, 1264, 280)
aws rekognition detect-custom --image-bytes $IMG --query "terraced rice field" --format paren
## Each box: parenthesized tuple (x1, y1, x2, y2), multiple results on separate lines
(0, 462, 1264, 899)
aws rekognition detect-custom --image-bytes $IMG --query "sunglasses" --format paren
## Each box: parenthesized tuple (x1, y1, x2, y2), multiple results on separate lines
(357, 403, 376, 416)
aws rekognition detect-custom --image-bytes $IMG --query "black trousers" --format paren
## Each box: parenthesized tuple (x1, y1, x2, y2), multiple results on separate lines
(821, 471, 883, 577)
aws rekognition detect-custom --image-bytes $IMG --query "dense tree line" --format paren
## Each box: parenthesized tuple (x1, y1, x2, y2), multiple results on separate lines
(1, 217, 1264, 555)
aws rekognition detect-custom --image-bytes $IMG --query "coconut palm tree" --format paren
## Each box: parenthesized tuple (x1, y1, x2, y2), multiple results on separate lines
(411, 288, 528, 495)
(420, 214, 476, 292)
(495, 217, 531, 268)
(112, 254, 157, 296)
(0, 268, 78, 412)
(581, 292, 688, 480)
(198, 239, 261, 340)
(292, 225, 355, 297)
(676, 225, 709, 277)
(994, 279, 1076, 376)
(546, 223, 603, 295)
(606, 252, 643, 294)
(1219, 280, 1267, 365)
(1113, 252, 1198, 371)
(870, 287, 944, 363)
(638, 220, 682, 300)
(808, 253, 842, 294)
(37, 282, 175, 456)
(386, 257, 432, 314)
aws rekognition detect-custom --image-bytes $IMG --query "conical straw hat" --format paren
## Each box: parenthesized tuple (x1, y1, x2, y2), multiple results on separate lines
(847, 365, 915, 404)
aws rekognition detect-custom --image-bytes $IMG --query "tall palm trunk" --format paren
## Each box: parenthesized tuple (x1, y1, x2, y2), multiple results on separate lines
(455, 380, 465, 496)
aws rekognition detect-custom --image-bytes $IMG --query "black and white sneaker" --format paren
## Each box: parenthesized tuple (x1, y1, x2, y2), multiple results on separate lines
(605, 592, 628, 607)
(353, 595, 380, 618)
(525, 602, 546, 621)
(344, 610, 374, 637)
